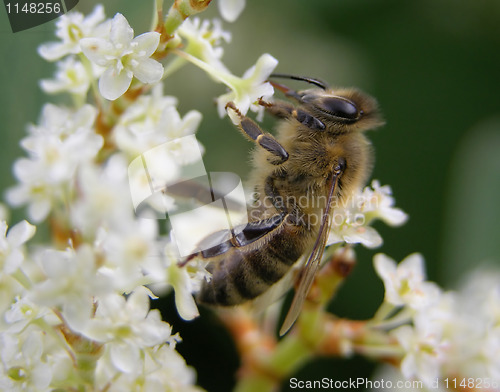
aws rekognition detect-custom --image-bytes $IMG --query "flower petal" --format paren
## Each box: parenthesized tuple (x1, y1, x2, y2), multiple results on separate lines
(344, 226, 382, 248)
(109, 13, 134, 47)
(84, 4, 105, 27)
(110, 342, 139, 373)
(38, 42, 70, 61)
(28, 199, 52, 223)
(80, 37, 115, 66)
(243, 53, 278, 82)
(63, 294, 93, 332)
(379, 207, 408, 226)
(5, 248, 23, 273)
(99, 66, 133, 100)
(126, 287, 150, 320)
(399, 252, 426, 279)
(131, 32, 160, 58)
(40, 249, 70, 278)
(131, 58, 164, 84)
(373, 253, 397, 280)
(7, 220, 36, 247)
(218, 0, 246, 22)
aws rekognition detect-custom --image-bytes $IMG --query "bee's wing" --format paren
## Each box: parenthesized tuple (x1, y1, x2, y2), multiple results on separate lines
(165, 174, 245, 212)
(279, 169, 342, 336)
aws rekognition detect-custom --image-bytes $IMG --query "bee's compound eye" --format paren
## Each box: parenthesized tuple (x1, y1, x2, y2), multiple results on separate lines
(319, 97, 359, 121)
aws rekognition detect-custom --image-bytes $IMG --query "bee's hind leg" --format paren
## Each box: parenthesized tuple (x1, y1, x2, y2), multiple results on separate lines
(226, 101, 289, 165)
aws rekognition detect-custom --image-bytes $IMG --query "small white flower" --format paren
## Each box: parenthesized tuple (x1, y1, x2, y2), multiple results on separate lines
(329, 220, 383, 249)
(113, 84, 203, 158)
(176, 50, 277, 122)
(29, 245, 111, 332)
(95, 343, 201, 392)
(3, 297, 47, 334)
(6, 105, 102, 222)
(0, 330, 53, 391)
(327, 181, 407, 249)
(165, 244, 203, 320)
(0, 220, 36, 275)
(26, 103, 97, 138)
(144, 232, 211, 321)
(218, 0, 246, 22)
(95, 218, 160, 293)
(140, 344, 202, 391)
(179, 18, 231, 72)
(448, 270, 500, 379)
(38, 4, 109, 61)
(40, 56, 91, 96)
(361, 180, 409, 226)
(392, 316, 448, 388)
(80, 13, 163, 100)
(6, 170, 55, 223)
(482, 326, 500, 380)
(71, 156, 135, 237)
(216, 53, 278, 123)
(82, 288, 174, 374)
(374, 253, 441, 310)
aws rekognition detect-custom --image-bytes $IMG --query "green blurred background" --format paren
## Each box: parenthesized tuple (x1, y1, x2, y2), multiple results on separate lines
(1, 1, 500, 391)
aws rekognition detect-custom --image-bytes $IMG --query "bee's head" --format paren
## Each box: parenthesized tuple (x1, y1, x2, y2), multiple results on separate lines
(301, 88, 384, 132)
(270, 74, 384, 132)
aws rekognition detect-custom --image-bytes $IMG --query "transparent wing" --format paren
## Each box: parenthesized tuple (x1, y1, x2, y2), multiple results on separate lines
(164, 173, 246, 212)
(279, 168, 342, 336)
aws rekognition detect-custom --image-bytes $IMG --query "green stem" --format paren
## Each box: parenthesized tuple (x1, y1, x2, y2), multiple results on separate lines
(235, 334, 312, 392)
(163, 0, 212, 36)
(162, 55, 187, 79)
(152, 0, 163, 31)
(174, 49, 240, 89)
(369, 303, 413, 330)
(268, 334, 312, 376)
(11, 268, 32, 289)
(354, 342, 405, 359)
(78, 53, 104, 110)
(164, 8, 185, 36)
(235, 377, 276, 392)
(371, 300, 396, 322)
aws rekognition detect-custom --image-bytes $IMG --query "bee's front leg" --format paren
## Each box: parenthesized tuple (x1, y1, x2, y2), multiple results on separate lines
(226, 102, 289, 165)
(258, 98, 325, 131)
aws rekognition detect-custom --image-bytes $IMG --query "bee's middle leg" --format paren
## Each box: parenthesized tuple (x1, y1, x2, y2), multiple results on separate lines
(226, 102, 289, 165)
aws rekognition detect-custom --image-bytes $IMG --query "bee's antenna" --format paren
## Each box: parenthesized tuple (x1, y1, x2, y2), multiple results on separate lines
(270, 74, 329, 90)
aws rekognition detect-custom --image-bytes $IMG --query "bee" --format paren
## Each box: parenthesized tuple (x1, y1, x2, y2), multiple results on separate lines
(186, 74, 383, 335)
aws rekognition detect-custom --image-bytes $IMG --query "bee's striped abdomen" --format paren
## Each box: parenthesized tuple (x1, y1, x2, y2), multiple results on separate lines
(197, 220, 310, 306)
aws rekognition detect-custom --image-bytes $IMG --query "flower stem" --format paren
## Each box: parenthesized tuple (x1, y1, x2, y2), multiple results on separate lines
(162, 55, 187, 79)
(371, 300, 396, 322)
(11, 268, 32, 289)
(164, 0, 213, 36)
(174, 49, 240, 90)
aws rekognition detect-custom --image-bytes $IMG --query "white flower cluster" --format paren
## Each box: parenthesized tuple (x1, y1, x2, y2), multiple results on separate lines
(328, 180, 408, 249)
(1, 140, 204, 389)
(171, 13, 278, 123)
(0, 1, 264, 390)
(6, 104, 103, 222)
(372, 253, 500, 389)
(9, 1, 483, 390)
